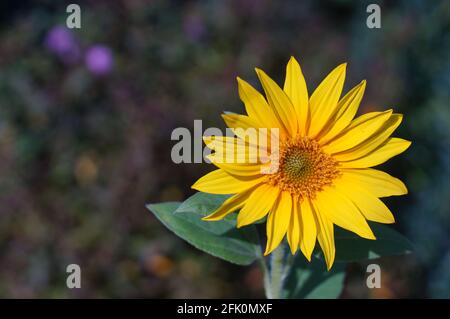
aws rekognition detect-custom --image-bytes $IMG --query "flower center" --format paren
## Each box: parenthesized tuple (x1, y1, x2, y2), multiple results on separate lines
(267, 136, 340, 199)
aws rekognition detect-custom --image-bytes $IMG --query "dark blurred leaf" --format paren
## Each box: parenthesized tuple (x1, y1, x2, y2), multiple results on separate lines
(147, 201, 261, 265)
(334, 223, 414, 262)
(283, 255, 345, 299)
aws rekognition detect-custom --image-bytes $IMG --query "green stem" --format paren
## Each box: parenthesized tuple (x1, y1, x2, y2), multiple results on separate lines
(264, 244, 290, 299)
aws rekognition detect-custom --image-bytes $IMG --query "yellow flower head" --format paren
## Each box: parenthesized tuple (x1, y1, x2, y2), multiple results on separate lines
(192, 57, 410, 269)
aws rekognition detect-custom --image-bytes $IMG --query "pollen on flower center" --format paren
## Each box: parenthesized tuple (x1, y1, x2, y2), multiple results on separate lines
(267, 136, 340, 199)
(283, 149, 312, 180)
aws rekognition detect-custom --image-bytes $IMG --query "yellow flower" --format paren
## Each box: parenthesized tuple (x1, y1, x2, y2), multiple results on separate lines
(192, 57, 410, 269)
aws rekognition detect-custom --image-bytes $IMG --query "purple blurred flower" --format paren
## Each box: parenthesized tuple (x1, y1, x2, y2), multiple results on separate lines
(183, 14, 205, 41)
(85, 45, 114, 76)
(44, 25, 81, 64)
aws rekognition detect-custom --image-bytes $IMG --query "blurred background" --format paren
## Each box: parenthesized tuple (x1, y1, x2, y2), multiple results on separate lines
(0, 0, 448, 298)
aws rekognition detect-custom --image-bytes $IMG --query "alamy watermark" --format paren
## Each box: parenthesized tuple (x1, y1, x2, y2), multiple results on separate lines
(66, 4, 81, 29)
(366, 4, 381, 29)
(366, 263, 381, 289)
(66, 264, 81, 289)
(171, 120, 282, 174)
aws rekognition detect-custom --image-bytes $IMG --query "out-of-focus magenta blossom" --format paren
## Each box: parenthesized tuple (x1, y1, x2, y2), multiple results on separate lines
(44, 25, 81, 64)
(85, 45, 114, 76)
(183, 14, 205, 41)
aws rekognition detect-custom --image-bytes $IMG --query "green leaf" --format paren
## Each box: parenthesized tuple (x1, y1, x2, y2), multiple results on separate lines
(175, 192, 266, 224)
(174, 193, 234, 235)
(283, 255, 346, 299)
(175, 192, 231, 216)
(147, 201, 261, 265)
(334, 223, 414, 262)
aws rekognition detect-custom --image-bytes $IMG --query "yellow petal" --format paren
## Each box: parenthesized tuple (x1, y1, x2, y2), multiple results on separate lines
(256, 68, 297, 136)
(283, 57, 309, 135)
(204, 135, 253, 152)
(237, 184, 279, 228)
(335, 178, 395, 223)
(202, 189, 252, 221)
(287, 195, 300, 254)
(191, 169, 265, 194)
(314, 187, 376, 240)
(207, 154, 264, 176)
(221, 113, 280, 151)
(222, 113, 258, 130)
(311, 200, 335, 270)
(204, 135, 256, 149)
(237, 77, 280, 130)
(298, 199, 317, 261)
(308, 63, 346, 138)
(340, 168, 408, 197)
(319, 80, 366, 144)
(322, 110, 393, 154)
(221, 113, 260, 139)
(333, 114, 403, 162)
(204, 136, 267, 164)
(340, 138, 411, 168)
(264, 191, 292, 255)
